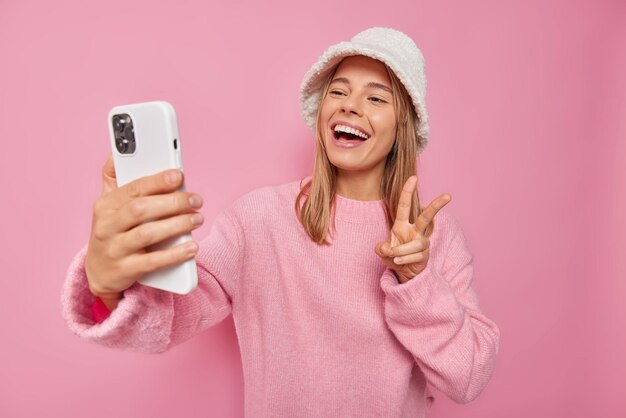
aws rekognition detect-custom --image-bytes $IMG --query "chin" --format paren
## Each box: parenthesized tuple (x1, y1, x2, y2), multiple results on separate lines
(328, 158, 371, 173)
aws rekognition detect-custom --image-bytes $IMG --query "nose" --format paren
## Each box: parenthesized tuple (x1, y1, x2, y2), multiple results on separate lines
(340, 95, 363, 116)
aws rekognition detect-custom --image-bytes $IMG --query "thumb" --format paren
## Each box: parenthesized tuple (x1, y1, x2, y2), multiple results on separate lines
(101, 153, 118, 195)
(375, 240, 392, 258)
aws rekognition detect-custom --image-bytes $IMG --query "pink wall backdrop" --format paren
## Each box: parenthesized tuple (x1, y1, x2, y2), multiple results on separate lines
(1, 0, 624, 416)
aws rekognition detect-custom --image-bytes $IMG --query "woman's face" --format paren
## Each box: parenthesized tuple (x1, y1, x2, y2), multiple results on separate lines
(319, 55, 397, 177)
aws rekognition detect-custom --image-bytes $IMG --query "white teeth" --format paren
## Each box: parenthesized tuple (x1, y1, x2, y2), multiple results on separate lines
(333, 124, 370, 139)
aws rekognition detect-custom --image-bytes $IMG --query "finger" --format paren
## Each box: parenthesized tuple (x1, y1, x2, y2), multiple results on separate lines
(393, 249, 429, 265)
(119, 211, 204, 254)
(127, 240, 199, 277)
(108, 168, 185, 210)
(415, 193, 452, 234)
(375, 240, 392, 258)
(395, 176, 417, 224)
(389, 238, 428, 257)
(101, 154, 118, 195)
(115, 192, 203, 232)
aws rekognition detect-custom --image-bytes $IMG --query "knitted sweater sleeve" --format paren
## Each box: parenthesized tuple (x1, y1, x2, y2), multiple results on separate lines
(379, 213, 500, 404)
(60, 209, 243, 353)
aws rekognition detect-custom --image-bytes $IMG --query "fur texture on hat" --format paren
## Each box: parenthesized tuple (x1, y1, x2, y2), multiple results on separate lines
(300, 27, 429, 155)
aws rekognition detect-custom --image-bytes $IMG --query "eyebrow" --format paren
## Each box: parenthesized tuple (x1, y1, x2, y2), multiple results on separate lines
(331, 77, 393, 94)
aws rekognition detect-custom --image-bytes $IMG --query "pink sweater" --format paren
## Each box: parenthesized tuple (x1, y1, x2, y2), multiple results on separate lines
(61, 179, 500, 417)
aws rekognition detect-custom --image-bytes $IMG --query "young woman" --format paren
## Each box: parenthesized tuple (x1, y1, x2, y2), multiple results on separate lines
(62, 27, 500, 417)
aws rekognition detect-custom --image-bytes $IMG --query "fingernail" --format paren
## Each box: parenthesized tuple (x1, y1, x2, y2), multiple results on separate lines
(191, 213, 204, 226)
(185, 241, 198, 253)
(167, 170, 181, 184)
(189, 194, 203, 208)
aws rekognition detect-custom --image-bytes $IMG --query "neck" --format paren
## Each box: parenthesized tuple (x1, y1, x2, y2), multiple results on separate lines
(335, 166, 384, 201)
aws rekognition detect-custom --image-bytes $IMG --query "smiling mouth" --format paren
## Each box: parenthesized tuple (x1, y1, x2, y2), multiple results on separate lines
(331, 124, 370, 141)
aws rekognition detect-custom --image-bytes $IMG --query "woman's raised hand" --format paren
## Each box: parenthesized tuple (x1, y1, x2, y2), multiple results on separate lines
(84, 154, 205, 309)
(375, 176, 451, 283)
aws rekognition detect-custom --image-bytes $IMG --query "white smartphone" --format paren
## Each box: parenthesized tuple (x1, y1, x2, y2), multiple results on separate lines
(108, 100, 198, 295)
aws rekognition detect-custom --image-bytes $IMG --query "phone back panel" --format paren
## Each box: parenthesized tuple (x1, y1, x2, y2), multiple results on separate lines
(107, 101, 197, 295)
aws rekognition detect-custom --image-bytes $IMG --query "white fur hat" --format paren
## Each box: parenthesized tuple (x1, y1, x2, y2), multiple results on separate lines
(300, 27, 429, 155)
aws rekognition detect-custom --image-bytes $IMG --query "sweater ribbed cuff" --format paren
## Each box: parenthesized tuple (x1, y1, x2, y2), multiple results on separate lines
(379, 264, 462, 325)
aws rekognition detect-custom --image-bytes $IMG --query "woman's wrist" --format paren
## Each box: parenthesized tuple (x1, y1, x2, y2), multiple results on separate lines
(89, 285, 124, 311)
(97, 293, 123, 311)
(393, 270, 411, 284)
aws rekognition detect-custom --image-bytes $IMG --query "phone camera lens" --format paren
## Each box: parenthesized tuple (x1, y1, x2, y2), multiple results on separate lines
(113, 115, 122, 131)
(123, 124, 135, 141)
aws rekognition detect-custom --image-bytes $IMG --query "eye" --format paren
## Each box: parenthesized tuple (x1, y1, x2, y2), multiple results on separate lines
(329, 89, 346, 97)
(369, 96, 388, 104)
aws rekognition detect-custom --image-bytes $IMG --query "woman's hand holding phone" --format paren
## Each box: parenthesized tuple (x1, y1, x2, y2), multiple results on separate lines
(85, 154, 205, 311)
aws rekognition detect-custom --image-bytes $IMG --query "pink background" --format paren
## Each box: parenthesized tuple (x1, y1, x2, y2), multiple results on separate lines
(1, 0, 624, 416)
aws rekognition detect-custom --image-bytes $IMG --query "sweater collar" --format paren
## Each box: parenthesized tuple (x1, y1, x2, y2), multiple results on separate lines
(334, 193, 387, 224)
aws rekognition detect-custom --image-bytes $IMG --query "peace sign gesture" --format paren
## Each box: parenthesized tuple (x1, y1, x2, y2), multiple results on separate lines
(375, 176, 452, 284)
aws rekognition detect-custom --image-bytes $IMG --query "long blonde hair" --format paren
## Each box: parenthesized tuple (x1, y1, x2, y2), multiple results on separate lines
(295, 58, 433, 245)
